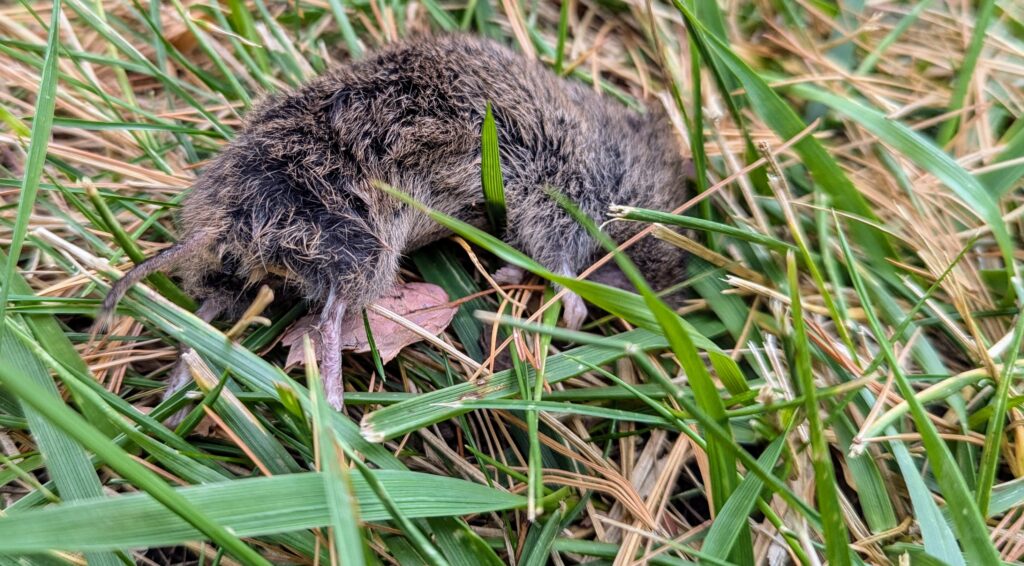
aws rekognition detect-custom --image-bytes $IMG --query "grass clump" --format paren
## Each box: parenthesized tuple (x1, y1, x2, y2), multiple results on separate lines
(1, 1, 1023, 564)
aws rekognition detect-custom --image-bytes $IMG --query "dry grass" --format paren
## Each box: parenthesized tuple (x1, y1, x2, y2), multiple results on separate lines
(1, 0, 1023, 565)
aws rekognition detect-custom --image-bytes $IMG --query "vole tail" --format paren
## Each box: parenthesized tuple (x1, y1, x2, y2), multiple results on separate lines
(93, 231, 210, 335)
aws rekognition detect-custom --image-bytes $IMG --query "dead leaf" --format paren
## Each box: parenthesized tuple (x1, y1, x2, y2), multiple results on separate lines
(282, 282, 458, 368)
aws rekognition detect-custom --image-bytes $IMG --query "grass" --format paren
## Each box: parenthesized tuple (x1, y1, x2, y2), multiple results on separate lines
(0, 0, 1022, 564)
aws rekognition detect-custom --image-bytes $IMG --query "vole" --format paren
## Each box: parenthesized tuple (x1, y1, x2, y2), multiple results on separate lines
(99, 34, 690, 409)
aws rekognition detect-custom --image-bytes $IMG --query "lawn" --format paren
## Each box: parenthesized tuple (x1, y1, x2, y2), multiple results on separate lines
(0, 0, 1022, 564)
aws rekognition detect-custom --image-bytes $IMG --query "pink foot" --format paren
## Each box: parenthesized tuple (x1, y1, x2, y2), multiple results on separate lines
(560, 291, 588, 330)
(319, 291, 348, 410)
(493, 265, 526, 285)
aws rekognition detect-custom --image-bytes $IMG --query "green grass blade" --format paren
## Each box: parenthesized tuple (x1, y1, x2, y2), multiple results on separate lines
(549, 191, 751, 562)
(0, 0, 62, 336)
(0, 352, 272, 565)
(307, 337, 367, 565)
(362, 327, 668, 440)
(610, 206, 796, 252)
(855, 0, 934, 75)
(836, 217, 999, 564)
(3, 331, 120, 566)
(977, 280, 1024, 515)
(0, 471, 526, 553)
(481, 101, 507, 234)
(518, 510, 562, 566)
(787, 82, 1016, 279)
(936, 0, 997, 145)
(673, 1, 896, 269)
(701, 434, 786, 560)
(788, 252, 851, 564)
(979, 122, 1024, 198)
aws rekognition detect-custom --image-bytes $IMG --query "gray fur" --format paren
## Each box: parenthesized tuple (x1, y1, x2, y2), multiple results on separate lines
(101, 34, 690, 406)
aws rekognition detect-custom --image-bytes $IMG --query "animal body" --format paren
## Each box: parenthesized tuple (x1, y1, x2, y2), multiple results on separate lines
(101, 34, 691, 408)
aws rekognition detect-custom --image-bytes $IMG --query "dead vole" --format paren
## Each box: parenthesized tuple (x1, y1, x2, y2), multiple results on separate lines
(100, 34, 690, 408)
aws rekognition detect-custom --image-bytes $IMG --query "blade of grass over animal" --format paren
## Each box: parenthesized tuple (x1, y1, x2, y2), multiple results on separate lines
(111, 284, 403, 469)
(0, 471, 526, 553)
(673, 2, 895, 266)
(836, 219, 998, 564)
(549, 192, 750, 562)
(363, 328, 670, 440)
(427, 517, 504, 566)
(481, 101, 507, 234)
(936, 0, 996, 145)
(788, 252, 852, 565)
(977, 280, 1024, 516)
(377, 183, 724, 351)
(610, 207, 795, 252)
(787, 83, 1016, 279)
(0, 0, 61, 337)
(306, 337, 367, 566)
(0, 357, 272, 565)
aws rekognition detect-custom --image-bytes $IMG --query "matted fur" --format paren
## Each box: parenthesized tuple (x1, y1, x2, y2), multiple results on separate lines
(122, 34, 689, 313)
(102, 34, 690, 404)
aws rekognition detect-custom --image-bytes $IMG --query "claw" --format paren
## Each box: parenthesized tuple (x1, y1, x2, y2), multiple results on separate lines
(492, 264, 526, 285)
(560, 291, 588, 330)
(161, 296, 227, 427)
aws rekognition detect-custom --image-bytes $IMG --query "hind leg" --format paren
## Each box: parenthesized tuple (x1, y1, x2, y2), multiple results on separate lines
(162, 295, 229, 426)
(506, 205, 597, 330)
(318, 289, 348, 410)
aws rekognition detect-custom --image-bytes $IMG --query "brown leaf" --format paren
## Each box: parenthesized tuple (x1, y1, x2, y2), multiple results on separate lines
(282, 282, 458, 368)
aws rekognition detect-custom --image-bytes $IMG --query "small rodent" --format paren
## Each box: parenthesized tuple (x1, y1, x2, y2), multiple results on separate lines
(100, 34, 690, 408)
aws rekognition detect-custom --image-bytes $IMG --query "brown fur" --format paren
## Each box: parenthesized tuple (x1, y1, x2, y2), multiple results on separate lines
(101, 34, 690, 406)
